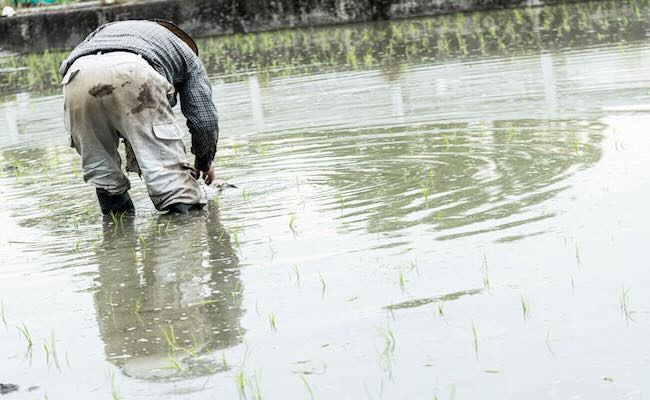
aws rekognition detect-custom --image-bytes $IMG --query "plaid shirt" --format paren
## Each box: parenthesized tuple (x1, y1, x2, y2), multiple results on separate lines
(59, 20, 218, 171)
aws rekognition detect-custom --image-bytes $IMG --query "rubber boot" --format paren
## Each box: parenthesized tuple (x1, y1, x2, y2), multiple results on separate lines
(164, 203, 203, 214)
(96, 188, 135, 215)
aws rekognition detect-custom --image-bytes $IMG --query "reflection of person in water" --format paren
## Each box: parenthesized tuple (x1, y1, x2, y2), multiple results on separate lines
(92, 206, 243, 380)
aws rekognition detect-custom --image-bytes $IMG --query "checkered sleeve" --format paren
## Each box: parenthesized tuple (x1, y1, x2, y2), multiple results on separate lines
(178, 62, 219, 171)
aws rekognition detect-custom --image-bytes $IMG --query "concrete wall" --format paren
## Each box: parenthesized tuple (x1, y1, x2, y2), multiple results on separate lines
(0, 0, 579, 53)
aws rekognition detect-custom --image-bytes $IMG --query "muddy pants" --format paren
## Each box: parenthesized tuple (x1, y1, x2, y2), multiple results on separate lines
(62, 51, 205, 211)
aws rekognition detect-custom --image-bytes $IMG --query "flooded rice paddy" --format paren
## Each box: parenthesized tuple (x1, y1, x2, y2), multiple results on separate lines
(1, 1, 650, 398)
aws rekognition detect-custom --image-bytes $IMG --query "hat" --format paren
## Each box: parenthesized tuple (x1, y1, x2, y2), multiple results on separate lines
(153, 19, 199, 56)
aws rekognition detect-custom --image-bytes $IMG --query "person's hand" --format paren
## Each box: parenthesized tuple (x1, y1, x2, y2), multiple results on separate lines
(200, 164, 215, 185)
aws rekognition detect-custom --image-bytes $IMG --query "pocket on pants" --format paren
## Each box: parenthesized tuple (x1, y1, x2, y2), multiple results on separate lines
(151, 123, 188, 167)
(152, 123, 184, 140)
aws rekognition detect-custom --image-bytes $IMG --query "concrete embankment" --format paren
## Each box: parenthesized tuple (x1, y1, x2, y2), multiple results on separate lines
(1, 0, 581, 53)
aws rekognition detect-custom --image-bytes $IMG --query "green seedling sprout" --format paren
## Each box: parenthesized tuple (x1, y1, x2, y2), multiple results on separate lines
(337, 193, 345, 209)
(233, 227, 240, 248)
(379, 325, 396, 378)
(17, 322, 32, 348)
(43, 340, 51, 367)
(111, 369, 120, 400)
(319, 272, 327, 299)
(300, 373, 315, 400)
(520, 296, 530, 320)
(138, 234, 148, 259)
(620, 284, 633, 323)
(471, 321, 479, 359)
(398, 271, 405, 292)
(421, 185, 430, 204)
(166, 357, 183, 372)
(222, 351, 230, 371)
(294, 265, 301, 286)
(289, 213, 297, 231)
(575, 243, 581, 267)
(235, 369, 246, 399)
(161, 324, 178, 352)
(1, 300, 7, 329)
(481, 252, 490, 290)
(132, 295, 143, 324)
(269, 313, 277, 332)
(545, 328, 555, 357)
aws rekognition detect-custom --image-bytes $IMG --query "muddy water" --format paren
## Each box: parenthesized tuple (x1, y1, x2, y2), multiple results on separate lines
(1, 2, 650, 399)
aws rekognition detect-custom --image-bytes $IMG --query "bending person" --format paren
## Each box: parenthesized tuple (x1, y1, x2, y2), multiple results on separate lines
(60, 20, 218, 214)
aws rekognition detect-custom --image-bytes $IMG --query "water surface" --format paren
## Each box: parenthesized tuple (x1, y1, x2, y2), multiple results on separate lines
(1, 1, 650, 399)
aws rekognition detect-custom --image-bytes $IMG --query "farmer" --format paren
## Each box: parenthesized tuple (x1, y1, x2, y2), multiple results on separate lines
(59, 20, 218, 214)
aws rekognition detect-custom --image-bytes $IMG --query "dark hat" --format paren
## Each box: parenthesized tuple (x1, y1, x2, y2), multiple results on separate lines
(153, 19, 199, 56)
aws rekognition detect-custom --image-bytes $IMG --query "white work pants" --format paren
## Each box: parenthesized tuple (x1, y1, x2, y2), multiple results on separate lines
(62, 51, 205, 211)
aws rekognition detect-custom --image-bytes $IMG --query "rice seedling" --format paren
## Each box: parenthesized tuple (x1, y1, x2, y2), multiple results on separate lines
(43, 340, 51, 367)
(398, 271, 405, 292)
(619, 284, 633, 323)
(222, 351, 230, 371)
(421, 184, 430, 204)
(288, 213, 297, 231)
(520, 296, 530, 320)
(443, 134, 450, 147)
(471, 321, 479, 359)
(294, 265, 301, 286)
(132, 295, 142, 324)
(269, 313, 277, 332)
(337, 193, 345, 209)
(1, 300, 7, 329)
(231, 282, 242, 303)
(233, 227, 240, 248)
(379, 325, 396, 378)
(481, 252, 490, 290)
(575, 243, 581, 267)
(408, 257, 419, 274)
(319, 272, 327, 298)
(437, 302, 445, 317)
(242, 189, 250, 203)
(299, 373, 315, 399)
(111, 369, 120, 400)
(545, 328, 555, 357)
(46, 330, 60, 371)
(166, 357, 183, 372)
(131, 248, 138, 266)
(138, 234, 148, 259)
(161, 324, 178, 352)
(17, 322, 32, 348)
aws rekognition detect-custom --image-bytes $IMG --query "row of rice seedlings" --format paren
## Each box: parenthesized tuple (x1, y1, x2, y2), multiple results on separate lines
(2, 0, 643, 94)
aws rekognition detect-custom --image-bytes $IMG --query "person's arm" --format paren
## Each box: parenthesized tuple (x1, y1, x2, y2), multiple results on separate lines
(177, 63, 219, 181)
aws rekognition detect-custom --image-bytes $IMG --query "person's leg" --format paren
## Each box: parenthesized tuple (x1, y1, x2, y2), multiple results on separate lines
(63, 55, 134, 214)
(105, 55, 206, 212)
